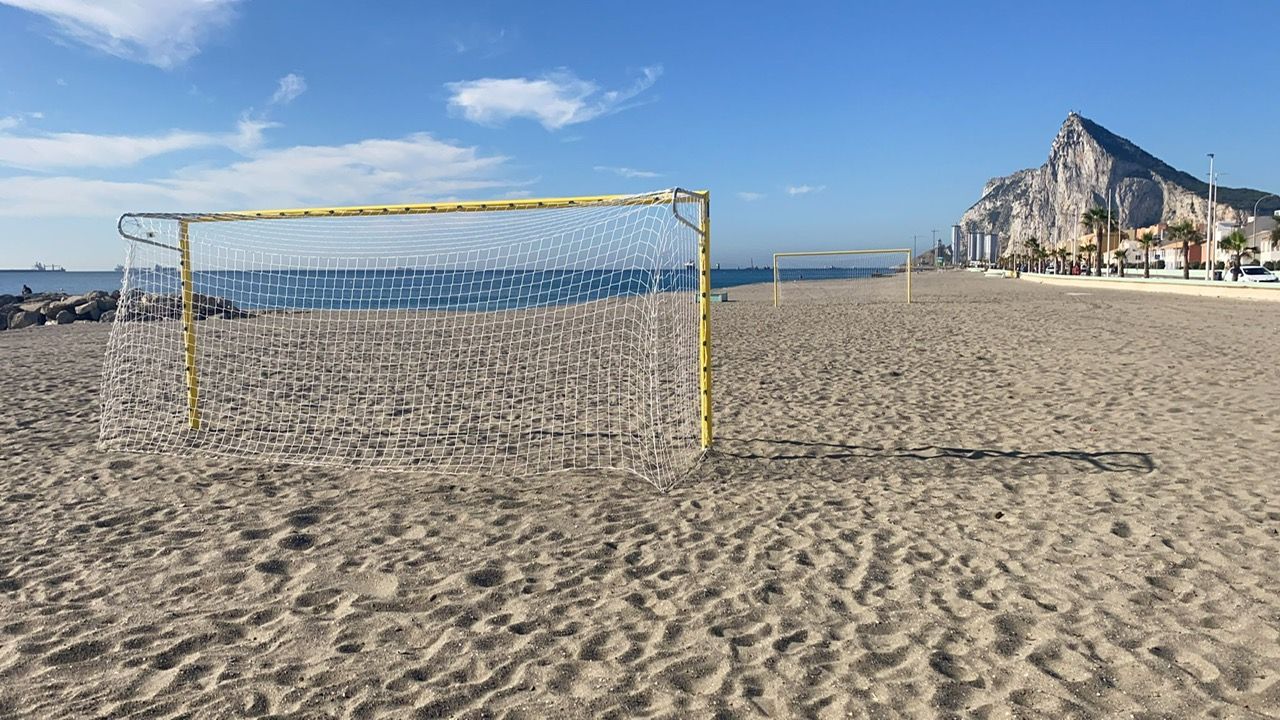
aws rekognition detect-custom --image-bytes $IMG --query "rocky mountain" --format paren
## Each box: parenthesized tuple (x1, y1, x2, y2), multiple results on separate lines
(958, 113, 1279, 249)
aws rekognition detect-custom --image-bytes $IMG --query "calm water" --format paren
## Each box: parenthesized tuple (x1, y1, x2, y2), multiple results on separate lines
(2, 266, 895, 310)
(1, 271, 124, 296)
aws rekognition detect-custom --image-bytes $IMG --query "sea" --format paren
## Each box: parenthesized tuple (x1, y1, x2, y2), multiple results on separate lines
(1, 266, 896, 311)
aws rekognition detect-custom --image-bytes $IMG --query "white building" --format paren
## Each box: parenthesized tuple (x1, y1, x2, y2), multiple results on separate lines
(968, 231, 984, 262)
(1244, 214, 1278, 265)
(984, 233, 1000, 264)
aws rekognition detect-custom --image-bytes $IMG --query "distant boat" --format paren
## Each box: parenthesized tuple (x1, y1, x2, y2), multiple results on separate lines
(684, 261, 695, 269)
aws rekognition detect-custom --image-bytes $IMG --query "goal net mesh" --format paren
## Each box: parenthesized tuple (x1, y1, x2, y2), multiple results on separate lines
(773, 251, 910, 306)
(99, 190, 706, 490)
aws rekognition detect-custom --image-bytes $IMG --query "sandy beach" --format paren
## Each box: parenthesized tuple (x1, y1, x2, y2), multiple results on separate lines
(2, 270, 1279, 718)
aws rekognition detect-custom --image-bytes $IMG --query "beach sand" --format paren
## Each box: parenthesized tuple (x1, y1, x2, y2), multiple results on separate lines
(2, 271, 1279, 718)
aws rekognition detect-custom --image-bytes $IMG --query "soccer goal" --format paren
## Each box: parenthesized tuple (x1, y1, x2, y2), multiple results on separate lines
(99, 189, 712, 491)
(771, 249, 912, 307)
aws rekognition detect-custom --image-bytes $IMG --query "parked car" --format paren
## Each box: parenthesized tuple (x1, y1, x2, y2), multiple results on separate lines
(1236, 265, 1279, 283)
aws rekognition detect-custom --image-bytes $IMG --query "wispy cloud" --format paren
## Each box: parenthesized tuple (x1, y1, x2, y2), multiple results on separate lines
(1, 0, 242, 69)
(0, 133, 517, 217)
(449, 25, 513, 56)
(593, 165, 661, 179)
(737, 191, 765, 202)
(446, 65, 662, 130)
(0, 111, 44, 131)
(0, 117, 271, 171)
(786, 184, 825, 196)
(269, 73, 307, 106)
(0, 74, 321, 172)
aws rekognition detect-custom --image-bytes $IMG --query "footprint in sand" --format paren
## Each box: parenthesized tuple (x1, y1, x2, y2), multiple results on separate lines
(347, 571, 398, 599)
(466, 567, 504, 588)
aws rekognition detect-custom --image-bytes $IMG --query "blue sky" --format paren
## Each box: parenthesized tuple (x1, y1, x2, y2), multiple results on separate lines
(1, 0, 1278, 269)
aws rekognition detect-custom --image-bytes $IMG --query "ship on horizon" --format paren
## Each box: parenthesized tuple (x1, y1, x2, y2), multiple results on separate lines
(0, 262, 66, 272)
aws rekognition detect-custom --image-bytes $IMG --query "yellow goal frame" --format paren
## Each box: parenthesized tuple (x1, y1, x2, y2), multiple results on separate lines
(771, 248, 912, 307)
(119, 190, 714, 451)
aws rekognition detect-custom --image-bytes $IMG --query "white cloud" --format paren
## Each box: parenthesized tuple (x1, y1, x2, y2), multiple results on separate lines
(55, 77, 67, 86)
(0, 112, 43, 131)
(0, 117, 271, 171)
(1, 0, 241, 68)
(593, 165, 661, 179)
(0, 69, 301, 172)
(0, 133, 516, 217)
(269, 73, 307, 106)
(737, 191, 765, 202)
(786, 184, 826, 196)
(449, 25, 511, 56)
(446, 65, 662, 130)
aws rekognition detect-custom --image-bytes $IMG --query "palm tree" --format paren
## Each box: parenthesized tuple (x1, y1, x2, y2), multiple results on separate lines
(1271, 220, 1280, 251)
(1080, 242, 1098, 274)
(1136, 231, 1156, 279)
(1166, 219, 1198, 280)
(1080, 207, 1114, 277)
(1112, 248, 1129, 277)
(1056, 247, 1069, 274)
(1217, 230, 1258, 280)
(1026, 237, 1041, 272)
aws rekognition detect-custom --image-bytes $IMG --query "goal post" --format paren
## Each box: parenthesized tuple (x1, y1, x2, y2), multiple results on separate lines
(101, 189, 711, 490)
(772, 248, 912, 307)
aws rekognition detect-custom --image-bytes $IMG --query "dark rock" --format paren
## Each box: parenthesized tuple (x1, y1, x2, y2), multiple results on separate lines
(55, 310, 76, 324)
(7, 310, 44, 329)
(100, 310, 116, 323)
(43, 302, 72, 320)
(0, 313, 7, 331)
(116, 291, 246, 323)
(74, 300, 102, 321)
(98, 296, 118, 311)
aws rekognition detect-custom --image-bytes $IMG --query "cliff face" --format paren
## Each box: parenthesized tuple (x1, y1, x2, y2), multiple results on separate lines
(958, 113, 1278, 248)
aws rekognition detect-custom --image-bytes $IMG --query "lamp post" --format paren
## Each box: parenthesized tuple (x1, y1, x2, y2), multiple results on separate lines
(1252, 193, 1278, 248)
(1072, 202, 1079, 272)
(1205, 154, 1215, 280)
(1105, 188, 1112, 277)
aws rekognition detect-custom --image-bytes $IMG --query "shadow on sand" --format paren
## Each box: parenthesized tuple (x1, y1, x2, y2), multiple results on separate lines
(716, 437, 1155, 475)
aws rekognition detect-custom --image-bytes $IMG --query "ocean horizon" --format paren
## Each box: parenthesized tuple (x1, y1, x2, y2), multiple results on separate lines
(3, 266, 901, 310)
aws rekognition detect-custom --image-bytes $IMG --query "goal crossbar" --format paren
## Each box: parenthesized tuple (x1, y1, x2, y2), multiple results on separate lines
(772, 248, 912, 307)
(106, 189, 714, 486)
(118, 189, 708, 226)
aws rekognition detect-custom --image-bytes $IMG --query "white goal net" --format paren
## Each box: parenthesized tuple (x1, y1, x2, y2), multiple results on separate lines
(99, 189, 710, 490)
(772, 249, 912, 306)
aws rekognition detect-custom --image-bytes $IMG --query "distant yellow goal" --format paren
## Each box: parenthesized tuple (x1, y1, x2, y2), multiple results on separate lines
(772, 249, 912, 307)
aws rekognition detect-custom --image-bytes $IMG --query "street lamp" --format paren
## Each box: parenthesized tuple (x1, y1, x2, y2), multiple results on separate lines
(1252, 193, 1278, 247)
(1205, 154, 1215, 281)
